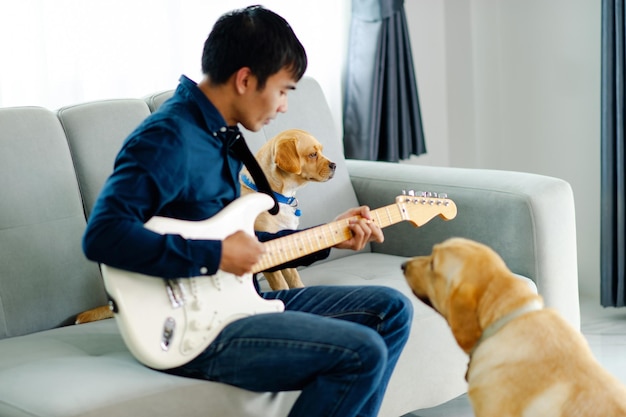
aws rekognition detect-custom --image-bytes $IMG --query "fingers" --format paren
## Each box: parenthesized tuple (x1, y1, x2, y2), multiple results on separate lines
(220, 231, 265, 276)
(351, 206, 383, 244)
(365, 218, 384, 243)
(334, 208, 384, 251)
(334, 206, 366, 222)
(348, 216, 384, 247)
(356, 205, 373, 220)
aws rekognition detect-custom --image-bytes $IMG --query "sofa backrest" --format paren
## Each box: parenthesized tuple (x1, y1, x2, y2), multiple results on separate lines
(58, 99, 152, 217)
(0, 107, 107, 338)
(145, 77, 365, 262)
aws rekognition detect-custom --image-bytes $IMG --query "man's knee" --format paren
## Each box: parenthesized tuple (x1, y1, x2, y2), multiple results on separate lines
(354, 328, 388, 378)
(377, 286, 414, 326)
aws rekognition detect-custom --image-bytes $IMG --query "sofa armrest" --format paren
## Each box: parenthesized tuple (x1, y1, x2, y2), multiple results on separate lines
(347, 159, 580, 329)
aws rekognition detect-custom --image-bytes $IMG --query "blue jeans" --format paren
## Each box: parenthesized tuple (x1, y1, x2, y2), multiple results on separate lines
(168, 285, 413, 417)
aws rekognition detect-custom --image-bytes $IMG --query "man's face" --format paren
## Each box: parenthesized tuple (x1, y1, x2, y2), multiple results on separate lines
(238, 67, 297, 132)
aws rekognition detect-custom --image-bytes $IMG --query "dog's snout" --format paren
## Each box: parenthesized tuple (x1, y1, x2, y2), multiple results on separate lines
(325, 162, 337, 180)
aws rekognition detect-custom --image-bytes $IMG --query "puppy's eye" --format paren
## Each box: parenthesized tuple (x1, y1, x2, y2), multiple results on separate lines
(308, 152, 318, 159)
(430, 259, 434, 271)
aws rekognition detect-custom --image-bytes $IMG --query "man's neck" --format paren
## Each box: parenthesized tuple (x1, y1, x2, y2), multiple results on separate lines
(197, 76, 237, 126)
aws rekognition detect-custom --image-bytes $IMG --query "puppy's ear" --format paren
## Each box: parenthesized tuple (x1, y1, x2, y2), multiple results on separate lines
(447, 282, 482, 353)
(274, 138, 301, 174)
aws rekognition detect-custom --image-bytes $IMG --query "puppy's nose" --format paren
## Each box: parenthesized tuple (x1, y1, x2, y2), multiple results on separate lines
(329, 162, 336, 171)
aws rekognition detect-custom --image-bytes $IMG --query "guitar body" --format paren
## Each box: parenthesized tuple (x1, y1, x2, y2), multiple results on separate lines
(102, 193, 285, 370)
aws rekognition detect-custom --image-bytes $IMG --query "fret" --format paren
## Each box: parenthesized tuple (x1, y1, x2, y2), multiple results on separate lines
(383, 206, 393, 225)
(371, 209, 382, 227)
(305, 229, 317, 252)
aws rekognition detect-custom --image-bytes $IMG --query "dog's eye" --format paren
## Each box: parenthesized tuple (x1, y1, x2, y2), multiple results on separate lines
(430, 259, 434, 271)
(308, 152, 318, 159)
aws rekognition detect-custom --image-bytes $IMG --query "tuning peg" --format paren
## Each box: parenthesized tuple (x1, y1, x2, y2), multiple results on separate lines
(401, 190, 450, 200)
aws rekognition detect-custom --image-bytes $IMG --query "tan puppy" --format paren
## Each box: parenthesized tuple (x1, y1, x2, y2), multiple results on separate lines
(241, 128, 335, 291)
(402, 237, 626, 417)
(75, 305, 113, 324)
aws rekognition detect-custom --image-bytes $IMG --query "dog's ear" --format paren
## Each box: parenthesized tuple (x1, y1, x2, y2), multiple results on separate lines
(432, 243, 464, 282)
(447, 281, 482, 353)
(432, 242, 483, 353)
(274, 138, 301, 174)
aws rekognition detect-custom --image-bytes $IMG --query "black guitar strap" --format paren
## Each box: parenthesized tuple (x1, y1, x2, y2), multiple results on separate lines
(231, 135, 280, 215)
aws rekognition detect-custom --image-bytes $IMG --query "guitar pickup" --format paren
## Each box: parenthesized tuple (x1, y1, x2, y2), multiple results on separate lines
(165, 279, 187, 308)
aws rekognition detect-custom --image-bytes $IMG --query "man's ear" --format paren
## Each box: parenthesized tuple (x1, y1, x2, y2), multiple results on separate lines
(234, 67, 254, 94)
(274, 138, 301, 174)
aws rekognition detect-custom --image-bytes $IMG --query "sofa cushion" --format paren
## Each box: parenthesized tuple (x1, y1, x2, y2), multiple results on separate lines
(58, 99, 152, 217)
(0, 319, 299, 417)
(0, 107, 106, 337)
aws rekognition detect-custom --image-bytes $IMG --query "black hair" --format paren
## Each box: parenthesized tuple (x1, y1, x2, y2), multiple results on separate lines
(201, 5, 308, 89)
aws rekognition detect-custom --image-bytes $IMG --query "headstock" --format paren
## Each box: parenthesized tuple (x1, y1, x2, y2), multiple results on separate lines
(396, 190, 457, 227)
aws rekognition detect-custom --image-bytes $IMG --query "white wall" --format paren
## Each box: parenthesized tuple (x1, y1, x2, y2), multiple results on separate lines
(405, 0, 602, 300)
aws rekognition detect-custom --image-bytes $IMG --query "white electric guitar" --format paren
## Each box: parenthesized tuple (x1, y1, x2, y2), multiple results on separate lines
(102, 191, 457, 369)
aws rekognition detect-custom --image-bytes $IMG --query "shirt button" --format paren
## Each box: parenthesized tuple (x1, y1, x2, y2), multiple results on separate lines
(219, 126, 227, 132)
(200, 267, 208, 275)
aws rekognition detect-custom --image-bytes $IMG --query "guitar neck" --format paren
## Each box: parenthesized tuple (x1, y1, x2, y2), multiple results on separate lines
(252, 203, 404, 273)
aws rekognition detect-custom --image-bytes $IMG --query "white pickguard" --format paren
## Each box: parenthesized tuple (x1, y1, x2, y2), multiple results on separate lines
(102, 193, 285, 370)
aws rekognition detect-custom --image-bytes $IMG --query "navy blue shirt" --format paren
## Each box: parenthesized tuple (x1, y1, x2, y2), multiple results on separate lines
(83, 75, 329, 279)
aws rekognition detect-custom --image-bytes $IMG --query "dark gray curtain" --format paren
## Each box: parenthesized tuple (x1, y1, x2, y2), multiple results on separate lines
(601, 0, 626, 307)
(343, 0, 426, 162)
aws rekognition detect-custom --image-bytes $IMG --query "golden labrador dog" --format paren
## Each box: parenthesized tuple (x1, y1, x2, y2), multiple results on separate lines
(402, 237, 626, 417)
(240, 128, 336, 290)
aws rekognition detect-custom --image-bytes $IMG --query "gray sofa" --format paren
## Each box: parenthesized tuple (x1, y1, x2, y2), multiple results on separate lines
(0, 76, 579, 417)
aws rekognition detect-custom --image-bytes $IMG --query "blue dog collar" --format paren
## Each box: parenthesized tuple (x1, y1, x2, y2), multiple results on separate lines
(241, 174, 301, 217)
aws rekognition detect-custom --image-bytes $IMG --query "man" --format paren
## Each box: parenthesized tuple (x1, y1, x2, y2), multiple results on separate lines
(83, 5, 412, 417)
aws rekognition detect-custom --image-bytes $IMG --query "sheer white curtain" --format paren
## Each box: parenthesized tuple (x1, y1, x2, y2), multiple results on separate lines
(0, 0, 349, 122)
(0, 0, 201, 109)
